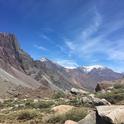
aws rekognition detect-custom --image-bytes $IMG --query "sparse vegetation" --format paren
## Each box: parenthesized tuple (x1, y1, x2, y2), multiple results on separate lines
(17, 110, 37, 120)
(47, 107, 88, 124)
(2, 85, 124, 124)
(0, 96, 90, 124)
(52, 91, 65, 99)
(96, 84, 124, 104)
(34, 100, 54, 109)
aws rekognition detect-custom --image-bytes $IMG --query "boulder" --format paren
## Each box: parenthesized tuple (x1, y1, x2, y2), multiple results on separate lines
(82, 96, 111, 106)
(78, 111, 96, 124)
(70, 88, 89, 95)
(0, 98, 4, 103)
(64, 120, 78, 124)
(78, 105, 124, 124)
(51, 105, 74, 115)
(96, 105, 124, 124)
(92, 97, 111, 106)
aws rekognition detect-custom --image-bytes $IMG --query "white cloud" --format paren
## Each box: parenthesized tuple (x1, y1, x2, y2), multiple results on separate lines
(55, 59, 79, 69)
(34, 45, 48, 51)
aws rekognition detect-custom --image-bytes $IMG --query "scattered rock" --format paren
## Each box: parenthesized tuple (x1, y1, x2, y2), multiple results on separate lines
(92, 97, 111, 106)
(82, 96, 111, 106)
(88, 94, 95, 98)
(33, 99, 38, 103)
(82, 97, 92, 104)
(1, 107, 13, 112)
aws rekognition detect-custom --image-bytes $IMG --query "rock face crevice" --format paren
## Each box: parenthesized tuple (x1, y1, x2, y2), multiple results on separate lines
(96, 110, 113, 124)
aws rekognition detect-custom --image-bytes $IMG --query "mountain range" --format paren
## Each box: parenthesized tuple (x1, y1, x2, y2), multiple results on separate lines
(0, 32, 123, 98)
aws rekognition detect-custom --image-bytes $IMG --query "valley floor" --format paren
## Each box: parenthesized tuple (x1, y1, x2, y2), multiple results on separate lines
(0, 84, 124, 124)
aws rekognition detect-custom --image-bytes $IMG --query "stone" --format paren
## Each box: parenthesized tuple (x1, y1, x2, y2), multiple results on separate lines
(0, 98, 4, 103)
(64, 120, 78, 124)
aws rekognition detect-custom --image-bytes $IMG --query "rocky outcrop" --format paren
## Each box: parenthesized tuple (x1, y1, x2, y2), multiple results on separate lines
(96, 105, 124, 124)
(95, 83, 113, 92)
(70, 88, 89, 95)
(0, 33, 23, 71)
(0, 33, 35, 74)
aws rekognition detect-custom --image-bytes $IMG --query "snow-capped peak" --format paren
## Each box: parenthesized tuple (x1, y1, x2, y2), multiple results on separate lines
(40, 57, 48, 62)
(82, 65, 106, 73)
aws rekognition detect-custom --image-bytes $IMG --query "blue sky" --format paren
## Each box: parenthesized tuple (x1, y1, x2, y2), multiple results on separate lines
(0, 0, 124, 72)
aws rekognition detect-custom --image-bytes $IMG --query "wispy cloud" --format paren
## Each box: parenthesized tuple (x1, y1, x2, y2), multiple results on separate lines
(34, 44, 48, 51)
(64, 9, 124, 65)
(55, 59, 78, 69)
(40, 33, 50, 41)
(65, 10, 102, 58)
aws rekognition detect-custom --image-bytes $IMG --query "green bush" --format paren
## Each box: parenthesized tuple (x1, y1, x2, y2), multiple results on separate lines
(114, 84, 124, 90)
(17, 110, 37, 120)
(34, 101, 54, 109)
(0, 102, 4, 108)
(52, 91, 65, 99)
(69, 97, 82, 106)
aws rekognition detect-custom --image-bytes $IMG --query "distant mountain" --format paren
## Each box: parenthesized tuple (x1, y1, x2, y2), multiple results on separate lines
(80, 65, 106, 73)
(66, 65, 123, 90)
(0, 32, 123, 98)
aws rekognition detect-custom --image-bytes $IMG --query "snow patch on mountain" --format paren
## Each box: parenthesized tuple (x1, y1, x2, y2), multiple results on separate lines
(82, 65, 106, 73)
(40, 57, 48, 62)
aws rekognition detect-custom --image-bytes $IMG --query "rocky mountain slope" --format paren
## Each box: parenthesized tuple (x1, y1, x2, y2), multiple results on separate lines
(0, 33, 77, 97)
(0, 32, 123, 97)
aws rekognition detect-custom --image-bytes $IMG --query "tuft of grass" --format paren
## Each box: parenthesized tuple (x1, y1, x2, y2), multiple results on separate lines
(34, 101, 54, 109)
(52, 91, 65, 99)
